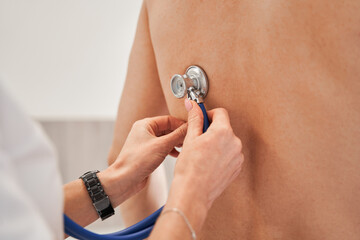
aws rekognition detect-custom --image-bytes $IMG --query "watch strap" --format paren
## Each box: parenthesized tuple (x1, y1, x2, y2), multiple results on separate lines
(80, 170, 114, 220)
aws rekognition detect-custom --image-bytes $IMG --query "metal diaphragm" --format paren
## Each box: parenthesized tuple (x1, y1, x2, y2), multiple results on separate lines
(170, 65, 209, 99)
(170, 74, 187, 98)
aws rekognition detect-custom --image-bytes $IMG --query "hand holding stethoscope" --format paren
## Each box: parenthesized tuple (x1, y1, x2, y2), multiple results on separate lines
(101, 114, 188, 208)
(64, 66, 244, 240)
(64, 100, 244, 239)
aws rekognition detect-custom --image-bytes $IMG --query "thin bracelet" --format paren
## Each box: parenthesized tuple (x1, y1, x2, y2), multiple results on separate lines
(162, 208, 196, 240)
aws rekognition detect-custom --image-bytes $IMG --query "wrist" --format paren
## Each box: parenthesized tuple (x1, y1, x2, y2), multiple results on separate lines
(166, 176, 209, 233)
(172, 172, 212, 209)
(97, 163, 132, 207)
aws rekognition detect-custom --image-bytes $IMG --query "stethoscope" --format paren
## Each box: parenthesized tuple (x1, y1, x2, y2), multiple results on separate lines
(64, 65, 210, 240)
(170, 65, 210, 132)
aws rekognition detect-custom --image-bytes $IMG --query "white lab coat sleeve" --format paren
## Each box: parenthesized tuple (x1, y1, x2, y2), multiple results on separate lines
(0, 151, 55, 240)
(0, 82, 64, 240)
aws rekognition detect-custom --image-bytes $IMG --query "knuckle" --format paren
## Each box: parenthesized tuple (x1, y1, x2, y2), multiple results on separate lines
(132, 118, 150, 131)
(216, 125, 232, 136)
(132, 120, 142, 128)
(213, 125, 224, 134)
(178, 125, 188, 137)
(216, 107, 228, 115)
(235, 137, 243, 150)
(142, 117, 151, 124)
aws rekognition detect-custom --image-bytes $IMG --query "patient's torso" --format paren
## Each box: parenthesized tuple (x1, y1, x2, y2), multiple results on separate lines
(147, 1, 360, 239)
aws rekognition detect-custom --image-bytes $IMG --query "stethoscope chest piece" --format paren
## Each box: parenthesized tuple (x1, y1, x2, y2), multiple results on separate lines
(170, 65, 209, 103)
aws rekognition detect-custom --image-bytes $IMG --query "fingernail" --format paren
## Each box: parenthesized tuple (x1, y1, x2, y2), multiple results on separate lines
(185, 98, 193, 112)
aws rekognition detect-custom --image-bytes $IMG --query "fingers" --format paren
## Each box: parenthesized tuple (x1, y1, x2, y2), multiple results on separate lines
(160, 123, 187, 150)
(169, 148, 180, 158)
(146, 115, 185, 136)
(137, 115, 187, 156)
(184, 99, 204, 139)
(206, 108, 231, 129)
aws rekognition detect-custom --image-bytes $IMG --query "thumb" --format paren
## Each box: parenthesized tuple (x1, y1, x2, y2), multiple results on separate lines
(185, 98, 204, 139)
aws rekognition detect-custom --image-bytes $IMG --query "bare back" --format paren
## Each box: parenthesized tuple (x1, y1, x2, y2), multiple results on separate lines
(143, 1, 360, 239)
(109, 1, 360, 239)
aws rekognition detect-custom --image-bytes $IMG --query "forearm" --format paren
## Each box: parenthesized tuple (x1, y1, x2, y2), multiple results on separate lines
(63, 179, 98, 227)
(63, 167, 129, 227)
(149, 176, 209, 240)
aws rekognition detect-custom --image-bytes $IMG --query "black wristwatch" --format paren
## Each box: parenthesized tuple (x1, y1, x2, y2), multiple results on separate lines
(80, 170, 115, 220)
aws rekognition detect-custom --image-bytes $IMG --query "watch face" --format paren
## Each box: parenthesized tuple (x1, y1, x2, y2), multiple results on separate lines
(94, 197, 111, 210)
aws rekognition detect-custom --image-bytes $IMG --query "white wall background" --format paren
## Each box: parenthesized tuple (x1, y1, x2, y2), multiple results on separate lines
(0, 0, 148, 237)
(0, 0, 142, 120)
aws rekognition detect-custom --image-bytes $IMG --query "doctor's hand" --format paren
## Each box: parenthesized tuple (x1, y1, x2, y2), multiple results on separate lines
(101, 115, 187, 207)
(150, 100, 245, 239)
(166, 99, 244, 213)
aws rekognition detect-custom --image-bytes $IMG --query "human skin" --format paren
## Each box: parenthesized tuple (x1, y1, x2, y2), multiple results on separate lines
(64, 114, 187, 228)
(64, 103, 243, 240)
(150, 100, 244, 239)
(109, 1, 360, 239)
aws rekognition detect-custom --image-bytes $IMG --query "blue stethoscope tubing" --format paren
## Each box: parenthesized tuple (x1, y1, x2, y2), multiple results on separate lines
(199, 103, 209, 133)
(64, 102, 210, 240)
